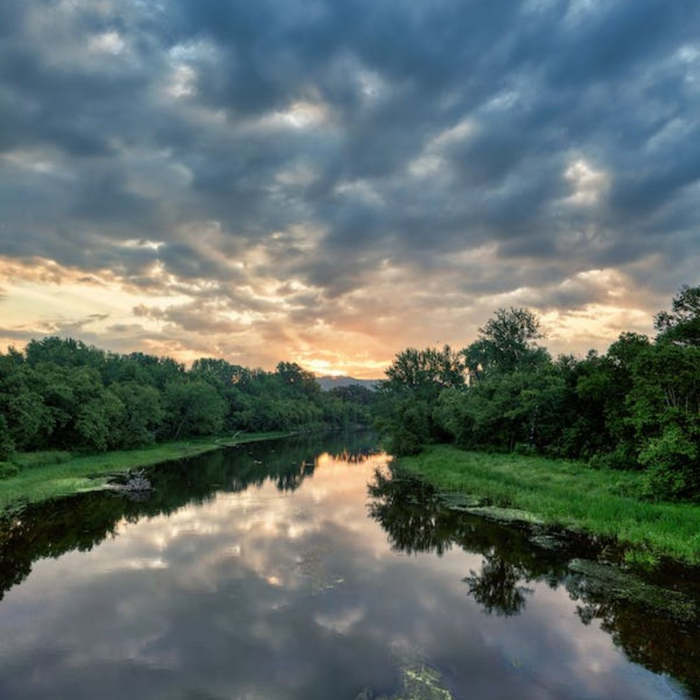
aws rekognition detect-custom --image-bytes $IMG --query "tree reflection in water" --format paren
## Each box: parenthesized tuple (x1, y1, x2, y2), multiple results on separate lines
(0, 437, 698, 698)
(368, 466, 700, 697)
(368, 469, 545, 616)
(463, 554, 533, 617)
(0, 431, 379, 601)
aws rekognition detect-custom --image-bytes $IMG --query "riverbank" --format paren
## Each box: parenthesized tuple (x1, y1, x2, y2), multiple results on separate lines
(397, 445, 700, 566)
(0, 432, 293, 515)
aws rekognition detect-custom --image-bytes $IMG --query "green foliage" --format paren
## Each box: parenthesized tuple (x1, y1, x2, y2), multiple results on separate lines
(0, 338, 372, 457)
(379, 287, 700, 501)
(0, 433, 290, 513)
(375, 345, 464, 451)
(435, 362, 567, 453)
(328, 384, 375, 405)
(275, 361, 320, 399)
(640, 425, 699, 500)
(587, 445, 637, 471)
(384, 345, 465, 399)
(382, 400, 432, 456)
(164, 380, 228, 438)
(654, 284, 700, 347)
(463, 307, 544, 378)
(111, 382, 164, 447)
(0, 462, 19, 480)
(0, 415, 14, 461)
(399, 445, 700, 565)
(76, 389, 127, 451)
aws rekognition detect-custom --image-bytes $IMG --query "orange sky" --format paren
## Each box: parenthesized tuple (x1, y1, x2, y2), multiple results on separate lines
(0, 255, 662, 378)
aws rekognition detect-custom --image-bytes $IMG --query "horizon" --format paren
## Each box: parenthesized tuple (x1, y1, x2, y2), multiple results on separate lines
(0, 307, 675, 382)
(1, 1, 699, 377)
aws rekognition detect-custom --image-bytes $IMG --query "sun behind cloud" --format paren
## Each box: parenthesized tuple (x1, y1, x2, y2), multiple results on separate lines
(0, 1, 698, 373)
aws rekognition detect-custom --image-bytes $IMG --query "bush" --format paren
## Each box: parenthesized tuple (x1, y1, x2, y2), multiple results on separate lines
(640, 425, 699, 500)
(0, 415, 14, 461)
(587, 445, 637, 471)
(386, 427, 423, 456)
(0, 462, 19, 479)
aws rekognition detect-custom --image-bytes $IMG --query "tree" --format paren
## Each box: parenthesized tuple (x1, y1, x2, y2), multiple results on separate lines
(375, 346, 464, 451)
(111, 381, 164, 447)
(24, 337, 105, 370)
(163, 381, 227, 438)
(275, 362, 320, 399)
(24, 364, 106, 449)
(464, 307, 545, 378)
(327, 384, 375, 406)
(383, 346, 465, 399)
(75, 390, 125, 451)
(654, 285, 700, 347)
(383, 399, 431, 455)
(0, 338, 374, 455)
(436, 364, 566, 452)
(0, 361, 51, 451)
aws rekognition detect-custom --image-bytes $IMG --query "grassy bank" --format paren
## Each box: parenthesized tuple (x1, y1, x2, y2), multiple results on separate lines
(0, 432, 292, 515)
(398, 445, 700, 566)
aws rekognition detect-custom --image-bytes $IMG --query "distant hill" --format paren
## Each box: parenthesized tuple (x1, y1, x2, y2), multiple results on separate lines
(316, 375, 380, 391)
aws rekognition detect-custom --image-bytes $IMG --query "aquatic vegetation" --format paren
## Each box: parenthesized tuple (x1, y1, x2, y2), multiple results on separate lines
(355, 662, 453, 700)
(568, 559, 697, 622)
(396, 665, 452, 700)
(367, 466, 700, 696)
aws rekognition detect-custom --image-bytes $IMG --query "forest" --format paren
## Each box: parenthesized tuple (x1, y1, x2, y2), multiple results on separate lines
(375, 286, 699, 500)
(1, 287, 697, 503)
(0, 339, 373, 463)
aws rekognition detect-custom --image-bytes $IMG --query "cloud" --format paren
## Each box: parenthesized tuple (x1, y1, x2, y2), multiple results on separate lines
(0, 0, 698, 373)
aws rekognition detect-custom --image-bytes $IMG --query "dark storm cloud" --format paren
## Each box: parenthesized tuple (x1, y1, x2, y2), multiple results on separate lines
(0, 0, 698, 324)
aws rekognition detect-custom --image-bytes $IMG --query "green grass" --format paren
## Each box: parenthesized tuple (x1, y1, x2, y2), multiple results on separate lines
(12, 451, 73, 469)
(0, 432, 292, 515)
(398, 445, 700, 566)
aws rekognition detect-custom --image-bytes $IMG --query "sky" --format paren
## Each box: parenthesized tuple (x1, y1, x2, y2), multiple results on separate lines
(0, 0, 699, 378)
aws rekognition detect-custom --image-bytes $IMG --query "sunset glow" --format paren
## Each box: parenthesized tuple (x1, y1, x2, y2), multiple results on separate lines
(1, 1, 698, 376)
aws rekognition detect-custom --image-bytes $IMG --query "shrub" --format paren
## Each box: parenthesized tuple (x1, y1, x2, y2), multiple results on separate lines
(587, 445, 637, 471)
(0, 415, 14, 461)
(386, 427, 423, 456)
(640, 425, 699, 500)
(0, 462, 19, 479)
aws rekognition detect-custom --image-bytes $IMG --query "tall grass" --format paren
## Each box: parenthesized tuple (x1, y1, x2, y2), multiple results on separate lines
(13, 451, 72, 469)
(399, 445, 700, 565)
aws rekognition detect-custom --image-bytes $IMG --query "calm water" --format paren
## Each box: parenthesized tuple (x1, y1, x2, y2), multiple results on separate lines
(0, 433, 697, 699)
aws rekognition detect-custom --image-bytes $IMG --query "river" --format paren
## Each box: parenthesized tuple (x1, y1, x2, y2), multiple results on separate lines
(0, 432, 697, 699)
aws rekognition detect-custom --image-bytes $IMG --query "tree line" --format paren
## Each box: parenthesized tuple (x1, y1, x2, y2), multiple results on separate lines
(0, 339, 373, 458)
(375, 286, 699, 500)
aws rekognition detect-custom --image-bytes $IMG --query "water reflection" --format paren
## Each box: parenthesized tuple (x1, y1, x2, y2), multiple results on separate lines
(0, 432, 377, 601)
(463, 555, 533, 617)
(0, 433, 696, 699)
(368, 468, 700, 697)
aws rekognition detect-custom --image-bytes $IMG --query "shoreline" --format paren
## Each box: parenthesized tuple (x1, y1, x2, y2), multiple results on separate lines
(0, 431, 294, 516)
(397, 444, 700, 567)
